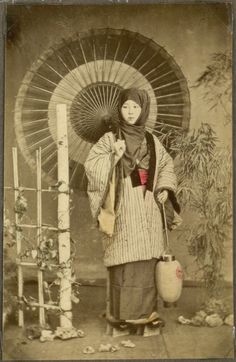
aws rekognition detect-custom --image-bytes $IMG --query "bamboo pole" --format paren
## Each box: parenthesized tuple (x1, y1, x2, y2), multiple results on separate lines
(4, 186, 36, 191)
(12, 147, 24, 327)
(106, 270, 113, 335)
(17, 261, 58, 268)
(56, 104, 72, 328)
(36, 148, 46, 326)
(4, 186, 60, 193)
(15, 224, 58, 231)
(28, 302, 61, 310)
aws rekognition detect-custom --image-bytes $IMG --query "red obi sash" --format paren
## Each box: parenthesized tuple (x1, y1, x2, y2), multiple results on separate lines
(138, 169, 148, 185)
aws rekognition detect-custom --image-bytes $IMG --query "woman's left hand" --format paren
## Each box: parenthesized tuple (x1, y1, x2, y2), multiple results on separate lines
(157, 190, 168, 203)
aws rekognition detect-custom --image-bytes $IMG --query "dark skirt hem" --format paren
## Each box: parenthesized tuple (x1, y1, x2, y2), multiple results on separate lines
(108, 258, 158, 320)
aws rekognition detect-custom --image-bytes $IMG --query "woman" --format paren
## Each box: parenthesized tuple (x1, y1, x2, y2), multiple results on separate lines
(84, 88, 180, 335)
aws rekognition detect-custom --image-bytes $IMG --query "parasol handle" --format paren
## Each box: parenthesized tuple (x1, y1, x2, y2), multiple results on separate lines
(117, 128, 125, 181)
(162, 202, 171, 254)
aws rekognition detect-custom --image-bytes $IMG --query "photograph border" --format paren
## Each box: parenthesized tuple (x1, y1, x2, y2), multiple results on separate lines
(0, 1, 235, 361)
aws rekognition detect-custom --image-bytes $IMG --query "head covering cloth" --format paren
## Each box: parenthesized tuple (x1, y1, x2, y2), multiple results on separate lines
(117, 88, 150, 177)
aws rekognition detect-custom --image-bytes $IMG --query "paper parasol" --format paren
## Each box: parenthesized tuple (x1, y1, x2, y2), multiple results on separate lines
(15, 28, 190, 188)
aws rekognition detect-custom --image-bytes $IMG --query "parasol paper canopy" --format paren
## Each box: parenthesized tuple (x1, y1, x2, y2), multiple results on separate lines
(15, 28, 190, 188)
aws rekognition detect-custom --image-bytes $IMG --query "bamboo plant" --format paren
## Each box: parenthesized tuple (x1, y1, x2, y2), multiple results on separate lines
(159, 51, 232, 297)
(169, 124, 232, 296)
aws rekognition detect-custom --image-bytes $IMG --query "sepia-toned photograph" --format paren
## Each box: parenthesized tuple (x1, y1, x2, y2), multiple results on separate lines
(2, 2, 234, 360)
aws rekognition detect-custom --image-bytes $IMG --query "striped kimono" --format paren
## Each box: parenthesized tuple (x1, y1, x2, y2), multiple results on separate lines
(84, 131, 177, 268)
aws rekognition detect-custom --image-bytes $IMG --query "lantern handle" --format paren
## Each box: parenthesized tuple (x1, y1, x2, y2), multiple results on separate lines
(162, 202, 171, 254)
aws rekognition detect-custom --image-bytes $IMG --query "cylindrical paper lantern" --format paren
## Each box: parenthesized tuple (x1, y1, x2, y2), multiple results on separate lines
(156, 254, 183, 304)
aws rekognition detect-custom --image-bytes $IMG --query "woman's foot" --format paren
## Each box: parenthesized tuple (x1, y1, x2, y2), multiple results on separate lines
(106, 316, 130, 337)
(107, 320, 130, 337)
(107, 319, 130, 331)
(126, 311, 159, 325)
(142, 317, 165, 337)
(147, 317, 165, 329)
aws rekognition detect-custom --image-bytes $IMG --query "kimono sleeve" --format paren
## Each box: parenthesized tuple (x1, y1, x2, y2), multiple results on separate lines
(84, 132, 115, 219)
(155, 141, 177, 193)
(154, 138, 181, 224)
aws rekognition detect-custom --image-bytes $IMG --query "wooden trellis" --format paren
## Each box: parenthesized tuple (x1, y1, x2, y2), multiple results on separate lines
(5, 104, 72, 328)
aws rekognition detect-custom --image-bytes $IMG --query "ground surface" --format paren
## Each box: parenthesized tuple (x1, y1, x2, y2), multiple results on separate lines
(3, 285, 234, 360)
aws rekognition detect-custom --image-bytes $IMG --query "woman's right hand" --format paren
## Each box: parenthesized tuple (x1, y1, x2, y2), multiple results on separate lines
(113, 139, 126, 162)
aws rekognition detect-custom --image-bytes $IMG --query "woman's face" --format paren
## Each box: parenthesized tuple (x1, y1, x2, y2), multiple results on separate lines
(121, 100, 141, 124)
